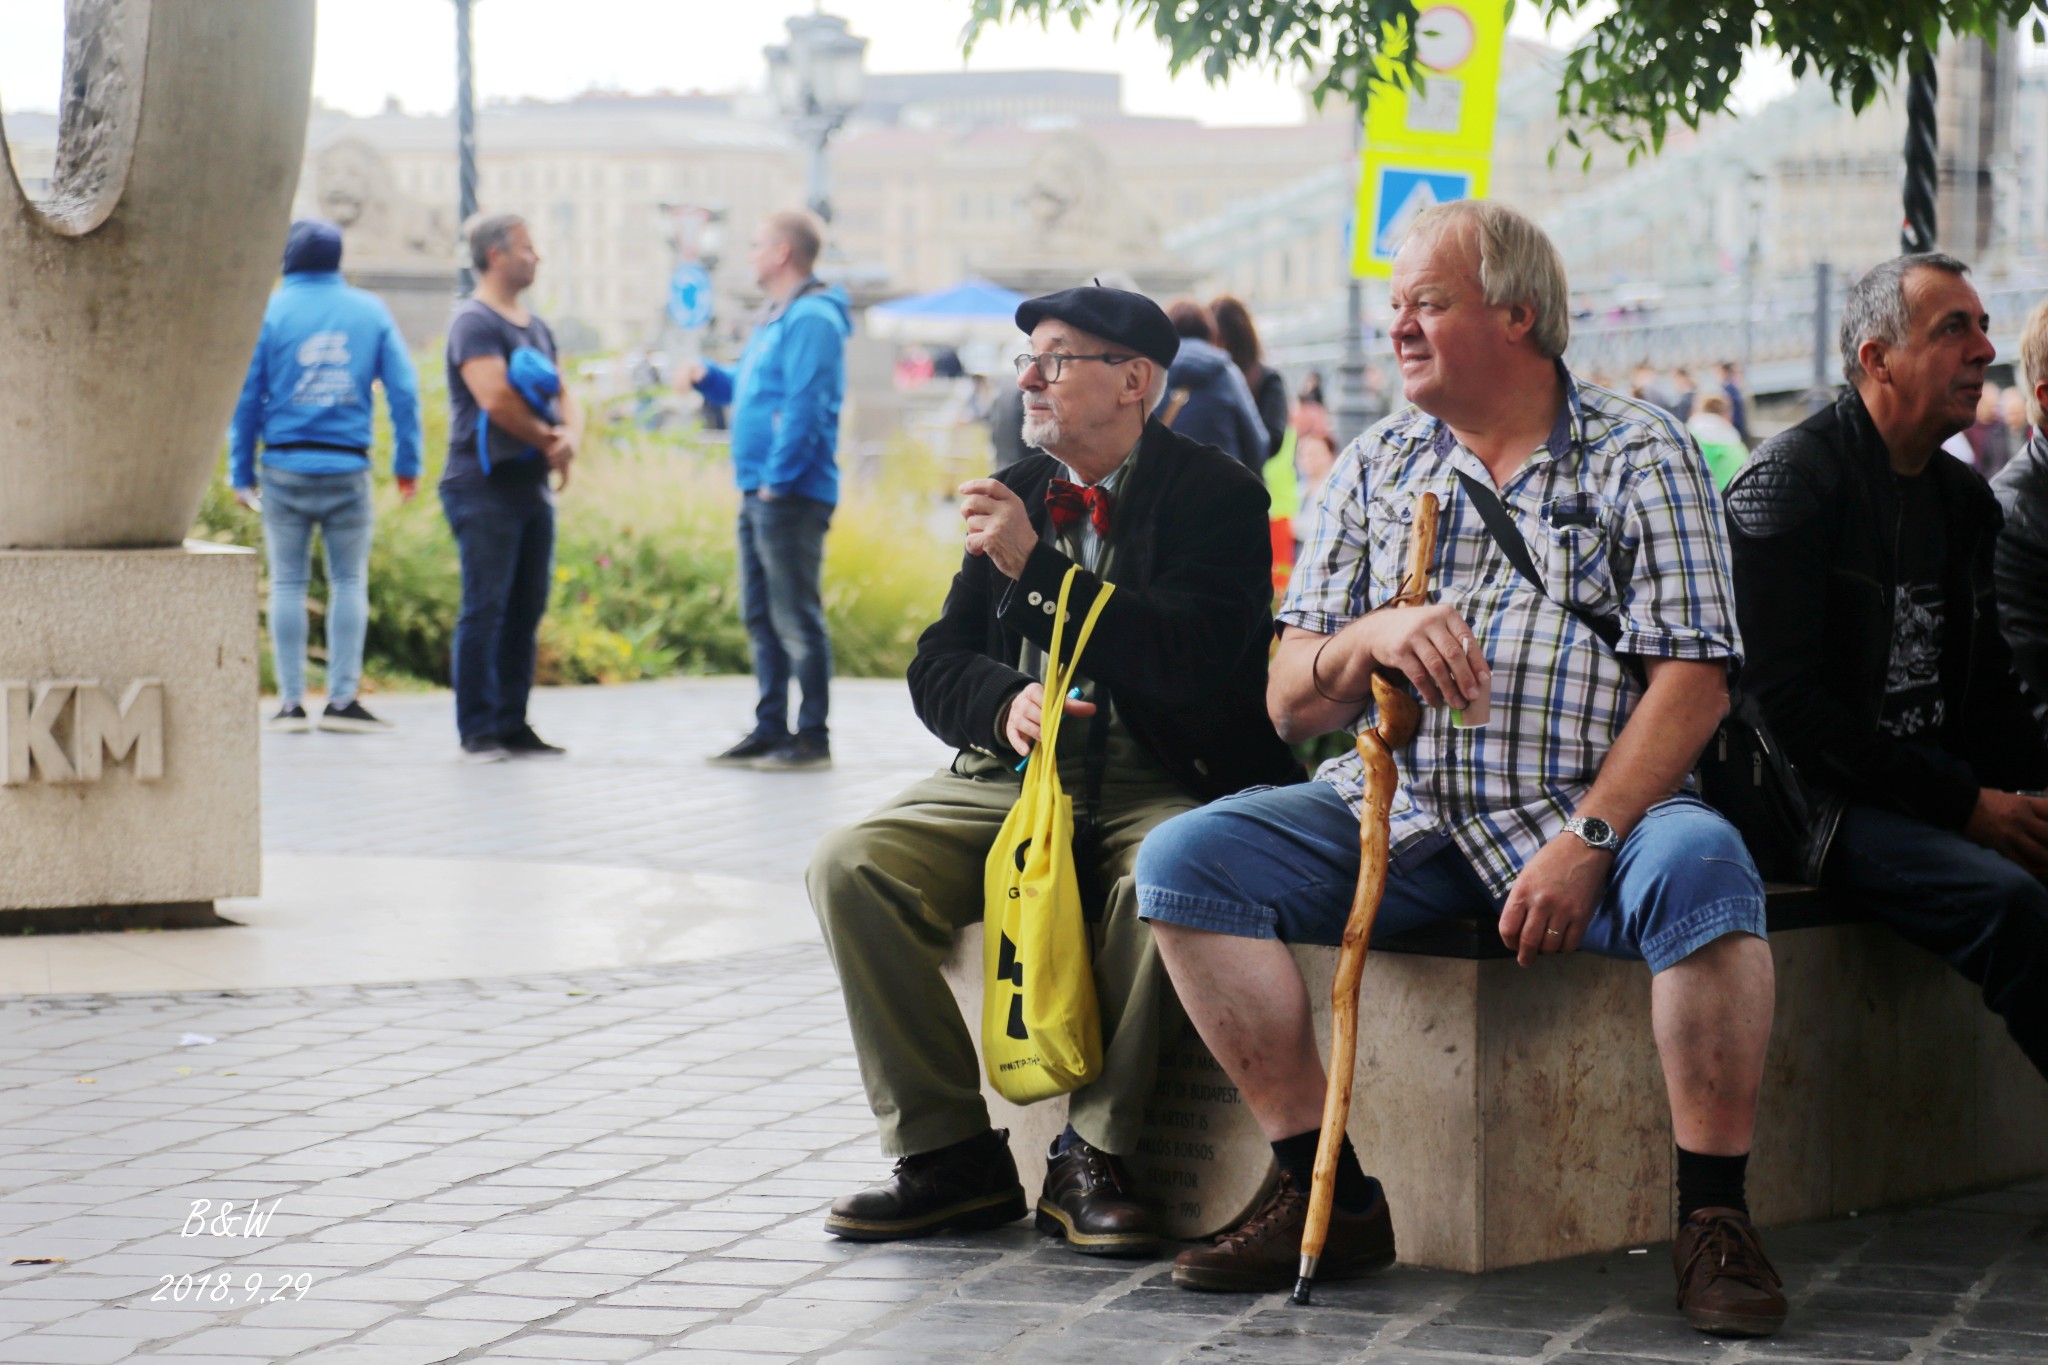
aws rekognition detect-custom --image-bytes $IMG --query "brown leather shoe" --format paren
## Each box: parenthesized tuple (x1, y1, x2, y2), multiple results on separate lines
(1673, 1207, 1786, 1337)
(1035, 1136, 1158, 1256)
(1172, 1171, 1396, 1292)
(824, 1128, 1025, 1242)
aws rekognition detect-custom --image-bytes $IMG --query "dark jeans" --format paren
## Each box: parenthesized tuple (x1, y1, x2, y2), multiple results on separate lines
(440, 478, 555, 742)
(738, 491, 833, 739)
(1825, 803, 2048, 1078)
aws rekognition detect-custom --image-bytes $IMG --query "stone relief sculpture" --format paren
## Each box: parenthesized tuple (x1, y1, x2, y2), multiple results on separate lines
(312, 137, 454, 268)
(0, 0, 318, 548)
(1017, 130, 1160, 262)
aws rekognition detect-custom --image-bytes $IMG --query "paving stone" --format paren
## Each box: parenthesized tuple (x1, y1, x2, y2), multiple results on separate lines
(1937, 1326, 2048, 1358)
(546, 1305, 719, 1336)
(676, 1322, 852, 1352)
(485, 1334, 654, 1360)
(154, 1325, 356, 1355)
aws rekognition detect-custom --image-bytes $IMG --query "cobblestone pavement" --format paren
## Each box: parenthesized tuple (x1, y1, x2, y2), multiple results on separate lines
(0, 680, 2041, 1363)
(259, 679, 953, 888)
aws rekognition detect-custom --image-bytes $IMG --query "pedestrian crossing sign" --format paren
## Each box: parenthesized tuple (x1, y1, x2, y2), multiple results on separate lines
(1354, 153, 1491, 277)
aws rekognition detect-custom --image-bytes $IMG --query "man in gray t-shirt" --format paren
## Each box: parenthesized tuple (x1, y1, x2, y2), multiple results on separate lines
(439, 213, 583, 762)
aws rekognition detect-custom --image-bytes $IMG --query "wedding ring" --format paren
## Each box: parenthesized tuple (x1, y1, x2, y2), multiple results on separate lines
(1544, 928, 1563, 937)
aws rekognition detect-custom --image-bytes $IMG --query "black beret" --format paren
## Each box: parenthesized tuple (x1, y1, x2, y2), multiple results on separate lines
(1016, 286, 1179, 370)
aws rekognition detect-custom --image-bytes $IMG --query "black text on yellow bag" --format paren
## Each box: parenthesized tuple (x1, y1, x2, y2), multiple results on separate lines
(981, 567, 1115, 1104)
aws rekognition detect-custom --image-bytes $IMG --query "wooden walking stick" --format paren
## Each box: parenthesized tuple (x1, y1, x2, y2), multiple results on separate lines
(1292, 490, 1439, 1306)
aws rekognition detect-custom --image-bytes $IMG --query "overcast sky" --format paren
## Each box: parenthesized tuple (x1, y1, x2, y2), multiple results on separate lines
(0, 0, 1603, 126)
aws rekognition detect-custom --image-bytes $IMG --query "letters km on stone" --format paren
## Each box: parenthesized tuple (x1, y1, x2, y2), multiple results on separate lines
(0, 680, 165, 785)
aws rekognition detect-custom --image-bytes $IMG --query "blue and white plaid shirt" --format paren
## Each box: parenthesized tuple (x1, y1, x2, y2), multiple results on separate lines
(1279, 367, 1742, 895)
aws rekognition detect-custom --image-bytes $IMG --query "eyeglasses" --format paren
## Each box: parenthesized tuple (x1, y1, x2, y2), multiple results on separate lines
(1013, 351, 1139, 383)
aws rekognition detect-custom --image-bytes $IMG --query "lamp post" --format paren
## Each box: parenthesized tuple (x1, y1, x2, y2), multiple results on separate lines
(454, 0, 480, 294)
(1331, 117, 1378, 451)
(764, 13, 867, 223)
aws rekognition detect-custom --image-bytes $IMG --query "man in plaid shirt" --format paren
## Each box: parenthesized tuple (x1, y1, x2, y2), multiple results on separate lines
(1135, 201, 1783, 1337)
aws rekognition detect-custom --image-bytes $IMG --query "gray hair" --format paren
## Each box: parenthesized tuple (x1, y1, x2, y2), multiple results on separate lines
(1144, 358, 1168, 411)
(2021, 295, 2048, 428)
(1404, 199, 1570, 359)
(1840, 252, 1971, 385)
(466, 212, 527, 275)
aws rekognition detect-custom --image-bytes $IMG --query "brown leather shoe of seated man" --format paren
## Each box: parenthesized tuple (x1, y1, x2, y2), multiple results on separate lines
(1673, 1207, 1786, 1337)
(1035, 1135, 1158, 1256)
(824, 1128, 1025, 1242)
(1172, 1171, 1396, 1292)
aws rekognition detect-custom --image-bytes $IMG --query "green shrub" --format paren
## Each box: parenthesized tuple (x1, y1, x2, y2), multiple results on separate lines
(192, 357, 957, 693)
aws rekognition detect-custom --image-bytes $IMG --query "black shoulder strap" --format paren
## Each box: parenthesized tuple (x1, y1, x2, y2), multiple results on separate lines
(1452, 468, 1625, 655)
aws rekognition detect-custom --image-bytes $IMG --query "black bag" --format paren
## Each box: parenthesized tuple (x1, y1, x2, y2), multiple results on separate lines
(1451, 470, 1837, 883)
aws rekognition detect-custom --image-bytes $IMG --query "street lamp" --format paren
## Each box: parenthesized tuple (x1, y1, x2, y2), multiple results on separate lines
(454, 0, 480, 294)
(764, 12, 867, 223)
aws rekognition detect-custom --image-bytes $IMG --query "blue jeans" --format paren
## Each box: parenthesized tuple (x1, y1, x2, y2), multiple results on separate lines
(1136, 782, 1766, 973)
(738, 492, 833, 739)
(1824, 804, 2048, 1078)
(440, 479, 554, 742)
(259, 466, 375, 707)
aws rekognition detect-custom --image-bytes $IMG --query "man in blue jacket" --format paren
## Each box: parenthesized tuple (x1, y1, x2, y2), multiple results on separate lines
(687, 210, 852, 771)
(231, 220, 422, 734)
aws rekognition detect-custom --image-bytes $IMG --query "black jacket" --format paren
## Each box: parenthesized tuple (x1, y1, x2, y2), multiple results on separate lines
(908, 419, 1303, 804)
(1991, 431, 2048, 728)
(1725, 389, 2048, 832)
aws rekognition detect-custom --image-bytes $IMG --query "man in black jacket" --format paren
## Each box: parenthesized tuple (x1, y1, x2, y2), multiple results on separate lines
(1726, 252, 2048, 1082)
(808, 285, 1301, 1255)
(1992, 296, 2048, 733)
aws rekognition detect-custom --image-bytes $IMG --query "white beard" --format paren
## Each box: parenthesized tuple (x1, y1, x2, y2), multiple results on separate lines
(1021, 410, 1062, 449)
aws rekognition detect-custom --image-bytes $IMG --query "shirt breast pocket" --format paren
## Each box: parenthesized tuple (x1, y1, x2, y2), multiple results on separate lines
(1542, 502, 1619, 618)
(1365, 492, 1421, 606)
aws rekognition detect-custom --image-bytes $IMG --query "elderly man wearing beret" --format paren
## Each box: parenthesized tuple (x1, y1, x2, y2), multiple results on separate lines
(808, 285, 1302, 1254)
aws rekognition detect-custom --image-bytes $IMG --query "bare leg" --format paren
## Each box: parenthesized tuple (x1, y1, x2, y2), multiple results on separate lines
(1152, 923, 1327, 1141)
(1652, 932, 1773, 1155)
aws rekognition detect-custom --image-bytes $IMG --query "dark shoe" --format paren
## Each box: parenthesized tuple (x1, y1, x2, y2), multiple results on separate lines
(752, 733, 832, 771)
(317, 699, 394, 733)
(824, 1128, 1025, 1242)
(500, 723, 566, 757)
(1035, 1136, 1158, 1256)
(461, 735, 509, 764)
(707, 730, 787, 767)
(1674, 1207, 1785, 1337)
(265, 704, 311, 734)
(1172, 1171, 1395, 1293)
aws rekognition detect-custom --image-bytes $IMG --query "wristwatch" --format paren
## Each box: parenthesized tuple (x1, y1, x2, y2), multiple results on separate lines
(1563, 815, 1621, 852)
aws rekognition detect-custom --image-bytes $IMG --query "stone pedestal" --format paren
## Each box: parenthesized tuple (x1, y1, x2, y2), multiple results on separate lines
(0, 545, 260, 913)
(944, 919, 2048, 1272)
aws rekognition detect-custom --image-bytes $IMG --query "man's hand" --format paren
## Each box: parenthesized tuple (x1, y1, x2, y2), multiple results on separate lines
(1003, 682, 1098, 757)
(543, 426, 576, 470)
(1497, 834, 1614, 966)
(1355, 603, 1488, 710)
(958, 478, 1039, 580)
(395, 476, 418, 503)
(1965, 788, 2048, 879)
(675, 361, 708, 391)
(232, 486, 260, 513)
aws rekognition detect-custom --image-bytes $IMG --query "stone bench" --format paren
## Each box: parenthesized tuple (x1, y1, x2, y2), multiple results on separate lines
(940, 888, 2048, 1272)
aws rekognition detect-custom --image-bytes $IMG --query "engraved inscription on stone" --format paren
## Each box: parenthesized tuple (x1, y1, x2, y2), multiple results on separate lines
(0, 679, 164, 785)
(1136, 1004, 1275, 1239)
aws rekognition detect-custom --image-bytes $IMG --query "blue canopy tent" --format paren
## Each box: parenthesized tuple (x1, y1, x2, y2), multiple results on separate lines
(866, 278, 1028, 347)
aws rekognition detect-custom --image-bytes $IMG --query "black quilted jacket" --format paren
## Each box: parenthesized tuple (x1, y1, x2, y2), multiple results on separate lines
(1724, 388, 2048, 832)
(907, 418, 1303, 804)
(1991, 431, 2048, 728)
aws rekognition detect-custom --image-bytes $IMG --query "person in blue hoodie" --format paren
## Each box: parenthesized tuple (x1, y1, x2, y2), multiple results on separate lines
(231, 220, 422, 735)
(1157, 299, 1267, 472)
(685, 210, 852, 771)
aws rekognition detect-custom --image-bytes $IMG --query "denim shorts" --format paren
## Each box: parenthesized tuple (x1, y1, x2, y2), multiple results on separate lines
(1134, 780, 1766, 974)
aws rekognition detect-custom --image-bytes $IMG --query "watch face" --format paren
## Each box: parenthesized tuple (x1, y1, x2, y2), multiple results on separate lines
(1574, 817, 1617, 848)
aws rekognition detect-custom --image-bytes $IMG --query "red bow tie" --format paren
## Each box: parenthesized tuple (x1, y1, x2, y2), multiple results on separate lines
(1046, 479, 1112, 537)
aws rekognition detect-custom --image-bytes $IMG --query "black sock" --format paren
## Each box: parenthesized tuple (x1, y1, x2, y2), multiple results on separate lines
(1676, 1147, 1749, 1219)
(1271, 1130, 1379, 1215)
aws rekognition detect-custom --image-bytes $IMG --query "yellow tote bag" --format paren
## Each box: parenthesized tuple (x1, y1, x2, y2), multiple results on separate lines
(982, 566, 1115, 1105)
